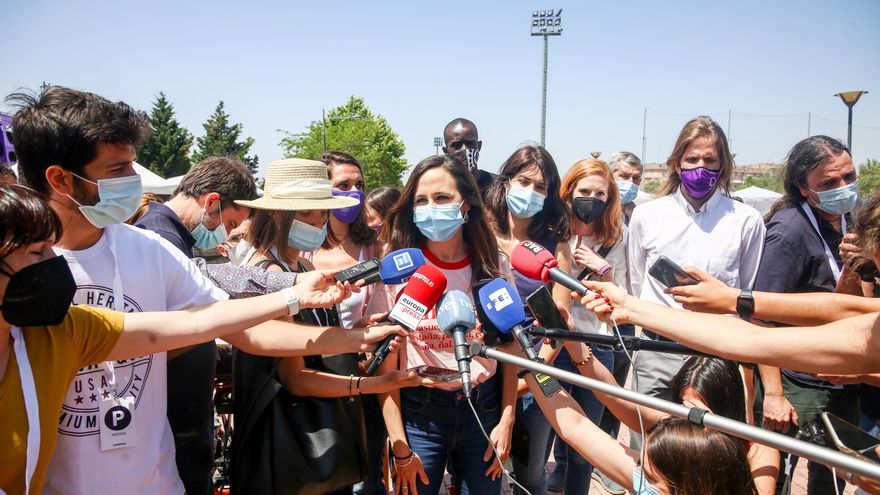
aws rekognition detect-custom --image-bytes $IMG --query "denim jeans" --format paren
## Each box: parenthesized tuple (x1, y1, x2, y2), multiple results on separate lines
(547, 346, 615, 495)
(401, 376, 502, 495)
(352, 394, 387, 494)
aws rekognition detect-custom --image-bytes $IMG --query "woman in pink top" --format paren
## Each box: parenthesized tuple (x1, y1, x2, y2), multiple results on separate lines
(379, 155, 517, 495)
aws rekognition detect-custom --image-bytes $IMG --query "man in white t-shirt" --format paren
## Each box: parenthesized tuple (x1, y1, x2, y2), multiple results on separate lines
(8, 85, 403, 494)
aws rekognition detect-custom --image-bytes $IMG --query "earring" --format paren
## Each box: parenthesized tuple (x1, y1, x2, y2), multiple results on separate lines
(463, 211, 469, 223)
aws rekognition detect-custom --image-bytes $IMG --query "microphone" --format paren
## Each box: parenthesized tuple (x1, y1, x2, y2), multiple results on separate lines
(477, 278, 562, 397)
(477, 278, 538, 360)
(334, 248, 426, 285)
(364, 264, 448, 375)
(436, 290, 477, 399)
(511, 240, 596, 297)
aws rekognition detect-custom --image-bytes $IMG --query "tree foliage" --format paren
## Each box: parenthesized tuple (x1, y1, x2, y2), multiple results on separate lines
(859, 159, 880, 199)
(737, 169, 784, 193)
(279, 96, 408, 188)
(138, 93, 193, 178)
(642, 179, 663, 194)
(193, 101, 259, 174)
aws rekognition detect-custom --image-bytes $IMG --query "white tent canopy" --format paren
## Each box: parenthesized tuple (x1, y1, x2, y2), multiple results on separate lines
(734, 186, 781, 216)
(134, 162, 178, 195)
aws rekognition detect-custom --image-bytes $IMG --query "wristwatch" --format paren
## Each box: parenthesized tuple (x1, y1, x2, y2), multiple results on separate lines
(280, 287, 300, 316)
(736, 289, 754, 320)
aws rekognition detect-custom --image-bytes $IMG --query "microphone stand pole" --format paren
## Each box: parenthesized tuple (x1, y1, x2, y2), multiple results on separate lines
(471, 343, 880, 483)
(529, 327, 719, 360)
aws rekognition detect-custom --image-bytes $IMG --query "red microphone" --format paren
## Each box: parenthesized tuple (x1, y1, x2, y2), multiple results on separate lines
(511, 241, 594, 297)
(364, 264, 448, 375)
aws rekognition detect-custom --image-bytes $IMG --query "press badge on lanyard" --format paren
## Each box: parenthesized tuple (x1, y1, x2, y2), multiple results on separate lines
(99, 229, 137, 451)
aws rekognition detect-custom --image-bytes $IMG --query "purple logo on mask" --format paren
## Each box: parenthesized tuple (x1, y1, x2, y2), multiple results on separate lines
(331, 189, 365, 224)
(680, 167, 720, 199)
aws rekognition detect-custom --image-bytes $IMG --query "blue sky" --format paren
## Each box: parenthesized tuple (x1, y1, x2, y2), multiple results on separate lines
(4, 0, 879, 180)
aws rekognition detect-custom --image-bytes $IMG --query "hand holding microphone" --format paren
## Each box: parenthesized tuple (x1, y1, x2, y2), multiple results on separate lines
(334, 248, 427, 286)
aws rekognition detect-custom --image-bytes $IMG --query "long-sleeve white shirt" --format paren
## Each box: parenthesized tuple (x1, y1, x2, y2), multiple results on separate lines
(628, 187, 766, 311)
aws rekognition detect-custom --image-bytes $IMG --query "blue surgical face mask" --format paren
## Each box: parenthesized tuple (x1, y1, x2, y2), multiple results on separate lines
(617, 180, 639, 204)
(632, 466, 662, 495)
(191, 202, 228, 250)
(506, 185, 546, 219)
(413, 202, 465, 242)
(810, 181, 859, 216)
(288, 219, 328, 252)
(68, 173, 143, 228)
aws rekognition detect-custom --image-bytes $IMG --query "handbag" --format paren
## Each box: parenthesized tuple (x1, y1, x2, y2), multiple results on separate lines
(231, 258, 366, 494)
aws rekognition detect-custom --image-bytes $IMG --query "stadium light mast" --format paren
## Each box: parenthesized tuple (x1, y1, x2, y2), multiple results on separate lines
(531, 9, 563, 147)
(434, 137, 443, 155)
(834, 91, 868, 153)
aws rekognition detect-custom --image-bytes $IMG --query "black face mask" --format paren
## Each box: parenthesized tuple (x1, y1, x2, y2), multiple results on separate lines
(572, 197, 606, 225)
(0, 255, 77, 327)
(450, 148, 480, 173)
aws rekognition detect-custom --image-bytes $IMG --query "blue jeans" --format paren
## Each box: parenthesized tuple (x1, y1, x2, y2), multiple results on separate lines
(548, 346, 615, 495)
(512, 392, 554, 495)
(401, 376, 502, 495)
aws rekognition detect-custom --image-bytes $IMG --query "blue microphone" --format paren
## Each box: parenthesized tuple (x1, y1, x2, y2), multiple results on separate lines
(437, 290, 477, 399)
(334, 248, 426, 286)
(477, 278, 538, 361)
(478, 278, 563, 398)
(378, 248, 426, 284)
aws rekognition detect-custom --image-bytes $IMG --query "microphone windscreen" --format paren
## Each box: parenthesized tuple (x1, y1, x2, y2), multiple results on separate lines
(477, 278, 526, 334)
(436, 290, 477, 336)
(511, 241, 557, 282)
(380, 248, 427, 284)
(388, 264, 448, 329)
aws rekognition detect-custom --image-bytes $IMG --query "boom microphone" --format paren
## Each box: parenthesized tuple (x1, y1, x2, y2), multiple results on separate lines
(364, 264, 448, 375)
(334, 248, 426, 285)
(436, 290, 477, 399)
(477, 278, 562, 397)
(512, 240, 596, 297)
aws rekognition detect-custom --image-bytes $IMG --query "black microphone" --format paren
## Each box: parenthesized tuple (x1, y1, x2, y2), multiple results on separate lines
(436, 290, 477, 399)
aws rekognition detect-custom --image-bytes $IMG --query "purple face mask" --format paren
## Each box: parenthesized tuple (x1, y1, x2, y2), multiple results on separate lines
(331, 189, 365, 224)
(680, 167, 720, 199)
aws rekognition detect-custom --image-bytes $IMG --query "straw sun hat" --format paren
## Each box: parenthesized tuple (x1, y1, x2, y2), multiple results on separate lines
(235, 158, 359, 211)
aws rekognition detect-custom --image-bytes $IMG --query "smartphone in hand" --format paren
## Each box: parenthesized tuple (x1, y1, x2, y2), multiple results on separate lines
(649, 256, 699, 287)
(408, 365, 460, 382)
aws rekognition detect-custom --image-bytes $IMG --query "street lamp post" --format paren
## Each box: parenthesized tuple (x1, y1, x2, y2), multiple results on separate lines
(434, 137, 443, 156)
(530, 9, 562, 147)
(834, 91, 868, 153)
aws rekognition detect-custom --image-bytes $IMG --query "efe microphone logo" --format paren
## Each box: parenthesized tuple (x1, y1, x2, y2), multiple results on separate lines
(487, 287, 514, 311)
(393, 252, 414, 271)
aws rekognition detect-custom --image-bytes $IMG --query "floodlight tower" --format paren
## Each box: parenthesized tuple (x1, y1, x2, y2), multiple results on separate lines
(434, 137, 443, 155)
(530, 9, 563, 147)
(834, 91, 868, 153)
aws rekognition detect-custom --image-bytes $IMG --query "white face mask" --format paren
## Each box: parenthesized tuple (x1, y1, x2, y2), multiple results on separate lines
(68, 173, 143, 228)
(226, 240, 251, 266)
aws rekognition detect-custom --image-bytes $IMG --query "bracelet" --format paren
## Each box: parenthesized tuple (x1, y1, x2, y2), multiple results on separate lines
(572, 346, 594, 368)
(393, 449, 414, 461)
(356, 376, 363, 396)
(347, 374, 355, 401)
(595, 263, 612, 278)
(395, 454, 416, 468)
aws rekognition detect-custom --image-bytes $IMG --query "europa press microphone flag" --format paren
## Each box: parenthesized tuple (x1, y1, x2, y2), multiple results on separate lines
(364, 264, 448, 375)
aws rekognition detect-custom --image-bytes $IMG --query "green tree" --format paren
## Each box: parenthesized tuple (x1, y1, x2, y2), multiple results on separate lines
(737, 170, 784, 193)
(859, 159, 880, 198)
(642, 179, 663, 194)
(138, 93, 193, 177)
(193, 101, 258, 174)
(279, 96, 408, 188)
